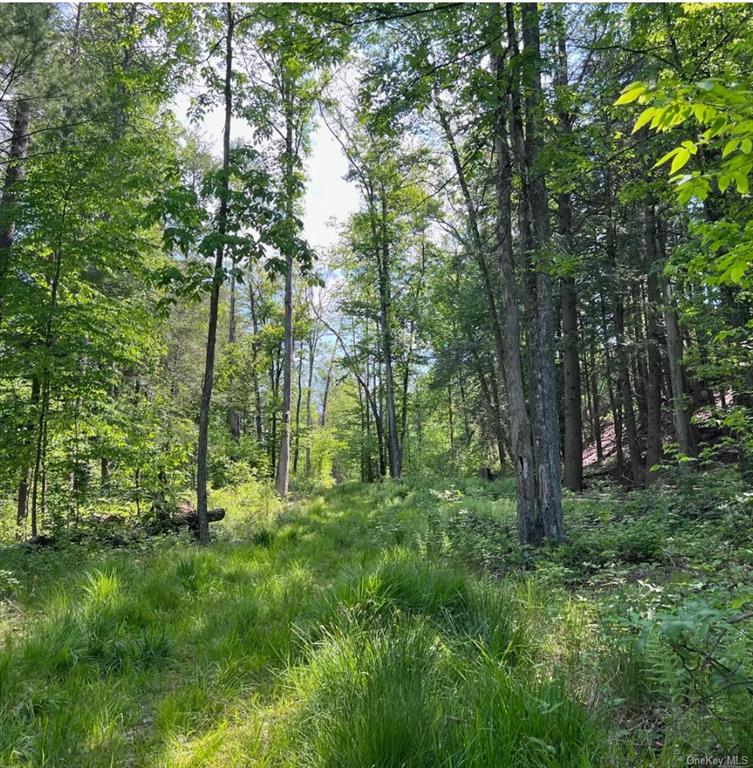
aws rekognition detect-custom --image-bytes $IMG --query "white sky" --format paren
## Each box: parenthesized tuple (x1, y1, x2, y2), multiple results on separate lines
(303, 121, 360, 251)
(173, 94, 360, 252)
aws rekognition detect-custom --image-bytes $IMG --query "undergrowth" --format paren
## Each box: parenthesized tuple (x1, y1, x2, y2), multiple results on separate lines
(0, 471, 751, 766)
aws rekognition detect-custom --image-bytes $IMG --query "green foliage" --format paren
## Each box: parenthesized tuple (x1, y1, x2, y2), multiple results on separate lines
(617, 6, 753, 286)
(1, 477, 752, 765)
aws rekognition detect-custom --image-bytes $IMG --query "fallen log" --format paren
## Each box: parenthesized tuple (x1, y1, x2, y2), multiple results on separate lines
(184, 507, 226, 532)
(146, 501, 225, 535)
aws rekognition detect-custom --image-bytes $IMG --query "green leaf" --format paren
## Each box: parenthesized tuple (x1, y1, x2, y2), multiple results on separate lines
(654, 147, 680, 168)
(632, 107, 656, 133)
(723, 139, 739, 158)
(670, 148, 691, 175)
(734, 172, 749, 194)
(692, 102, 717, 123)
(614, 82, 646, 106)
(742, 139, 753, 154)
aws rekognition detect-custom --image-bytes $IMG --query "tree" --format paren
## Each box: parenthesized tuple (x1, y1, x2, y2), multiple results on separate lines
(195, 3, 234, 544)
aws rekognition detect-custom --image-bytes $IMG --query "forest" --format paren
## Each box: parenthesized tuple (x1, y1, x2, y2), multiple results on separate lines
(1, 2, 753, 766)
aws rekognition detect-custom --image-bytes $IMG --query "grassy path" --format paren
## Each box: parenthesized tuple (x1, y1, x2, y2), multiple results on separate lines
(1, 478, 751, 766)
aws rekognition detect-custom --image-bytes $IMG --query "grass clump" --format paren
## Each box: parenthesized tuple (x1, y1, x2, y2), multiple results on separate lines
(288, 617, 603, 768)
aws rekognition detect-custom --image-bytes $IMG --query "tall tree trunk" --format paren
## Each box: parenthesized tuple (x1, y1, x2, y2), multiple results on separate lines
(248, 276, 265, 446)
(0, 97, 31, 315)
(553, 11, 582, 492)
(304, 333, 315, 476)
(227, 270, 241, 440)
(633, 327, 649, 436)
(16, 377, 40, 535)
(270, 344, 282, 477)
(293, 340, 304, 475)
(644, 203, 663, 482)
(276, 84, 296, 496)
(516, 3, 563, 541)
(375, 334, 386, 476)
(356, 379, 367, 482)
(493, 11, 537, 543)
(377, 186, 401, 478)
(196, 3, 233, 543)
(5, 98, 33, 533)
(320, 343, 336, 428)
(30, 195, 66, 535)
(448, 383, 455, 459)
(560, 261, 582, 490)
(587, 333, 604, 461)
(663, 279, 695, 457)
(615, 296, 644, 486)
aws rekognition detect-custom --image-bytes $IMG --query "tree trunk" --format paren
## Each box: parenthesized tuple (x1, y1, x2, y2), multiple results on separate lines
(516, 3, 564, 541)
(304, 319, 318, 475)
(293, 340, 304, 475)
(16, 377, 41, 536)
(561, 272, 582, 492)
(227, 270, 241, 440)
(248, 276, 265, 446)
(270, 344, 282, 477)
(276, 83, 296, 497)
(196, 3, 233, 543)
(493, 11, 538, 544)
(663, 279, 695, 457)
(320, 344, 336, 428)
(448, 383, 455, 459)
(553, 12, 582, 492)
(587, 334, 604, 461)
(0, 97, 31, 314)
(644, 203, 663, 482)
(615, 296, 644, 486)
(356, 378, 367, 482)
(377, 186, 402, 478)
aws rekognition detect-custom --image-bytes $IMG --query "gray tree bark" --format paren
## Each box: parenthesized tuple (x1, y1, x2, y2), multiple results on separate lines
(275, 82, 296, 496)
(644, 203, 663, 482)
(518, 3, 564, 542)
(492, 9, 537, 544)
(554, 18, 582, 493)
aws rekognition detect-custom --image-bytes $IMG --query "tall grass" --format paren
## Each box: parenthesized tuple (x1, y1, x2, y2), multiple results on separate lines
(1, 476, 750, 766)
(289, 617, 604, 768)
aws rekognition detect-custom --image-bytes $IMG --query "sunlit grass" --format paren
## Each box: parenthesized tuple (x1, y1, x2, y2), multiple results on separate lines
(1, 474, 751, 766)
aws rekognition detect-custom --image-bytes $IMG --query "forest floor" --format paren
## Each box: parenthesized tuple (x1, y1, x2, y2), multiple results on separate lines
(1, 473, 752, 767)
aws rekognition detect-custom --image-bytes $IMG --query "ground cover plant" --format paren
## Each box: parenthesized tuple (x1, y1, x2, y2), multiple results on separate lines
(1, 474, 752, 767)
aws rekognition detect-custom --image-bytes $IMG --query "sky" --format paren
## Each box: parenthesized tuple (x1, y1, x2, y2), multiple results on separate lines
(302, 120, 361, 252)
(172, 94, 361, 253)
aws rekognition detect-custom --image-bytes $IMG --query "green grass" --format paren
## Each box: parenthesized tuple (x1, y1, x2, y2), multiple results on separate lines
(1, 474, 752, 766)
